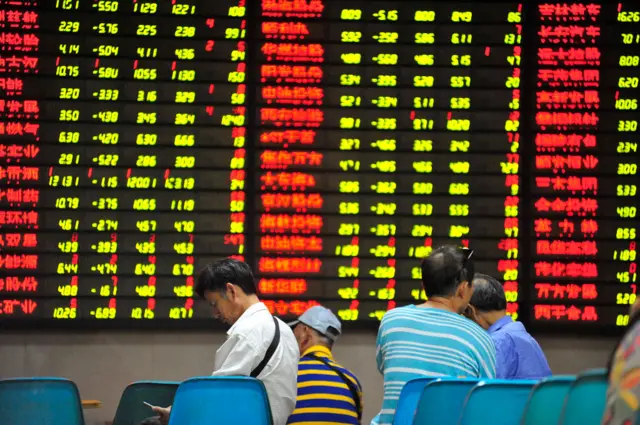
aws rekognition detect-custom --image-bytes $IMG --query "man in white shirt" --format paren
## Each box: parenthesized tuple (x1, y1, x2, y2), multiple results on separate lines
(153, 259, 299, 425)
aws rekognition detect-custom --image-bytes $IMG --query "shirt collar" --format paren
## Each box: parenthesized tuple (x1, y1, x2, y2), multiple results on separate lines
(302, 344, 334, 359)
(227, 302, 268, 336)
(488, 315, 514, 334)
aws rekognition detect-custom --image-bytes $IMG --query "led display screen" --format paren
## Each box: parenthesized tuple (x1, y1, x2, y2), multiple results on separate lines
(1, 0, 637, 330)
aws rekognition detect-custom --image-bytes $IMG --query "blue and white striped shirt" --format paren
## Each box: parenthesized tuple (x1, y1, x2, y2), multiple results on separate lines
(372, 305, 496, 425)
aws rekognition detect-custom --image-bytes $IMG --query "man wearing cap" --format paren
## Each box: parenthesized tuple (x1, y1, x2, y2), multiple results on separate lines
(288, 306, 363, 425)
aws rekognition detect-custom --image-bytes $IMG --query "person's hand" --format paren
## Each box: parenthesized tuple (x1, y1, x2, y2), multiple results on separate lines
(151, 406, 171, 425)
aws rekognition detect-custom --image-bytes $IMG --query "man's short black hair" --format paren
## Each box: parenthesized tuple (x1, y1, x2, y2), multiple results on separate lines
(420, 245, 472, 297)
(469, 273, 507, 312)
(195, 258, 257, 298)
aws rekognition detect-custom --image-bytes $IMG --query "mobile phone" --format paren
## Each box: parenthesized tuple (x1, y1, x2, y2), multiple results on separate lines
(143, 401, 154, 408)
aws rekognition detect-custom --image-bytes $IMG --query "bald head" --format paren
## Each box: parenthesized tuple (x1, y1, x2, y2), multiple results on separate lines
(469, 273, 507, 312)
(420, 245, 468, 297)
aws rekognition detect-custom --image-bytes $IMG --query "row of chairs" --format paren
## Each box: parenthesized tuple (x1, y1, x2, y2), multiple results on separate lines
(393, 368, 609, 425)
(0, 370, 609, 425)
(0, 376, 271, 425)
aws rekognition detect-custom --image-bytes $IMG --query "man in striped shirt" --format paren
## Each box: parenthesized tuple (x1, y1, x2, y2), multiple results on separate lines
(373, 245, 496, 425)
(288, 306, 363, 425)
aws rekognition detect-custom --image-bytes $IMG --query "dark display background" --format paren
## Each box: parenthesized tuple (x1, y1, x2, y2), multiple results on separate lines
(1, 0, 637, 332)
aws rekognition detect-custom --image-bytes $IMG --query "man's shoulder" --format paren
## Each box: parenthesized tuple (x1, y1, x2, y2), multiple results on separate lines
(230, 309, 277, 341)
(381, 305, 420, 323)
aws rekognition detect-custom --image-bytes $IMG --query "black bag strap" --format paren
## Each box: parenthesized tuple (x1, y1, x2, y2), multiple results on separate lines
(306, 353, 362, 422)
(251, 316, 280, 378)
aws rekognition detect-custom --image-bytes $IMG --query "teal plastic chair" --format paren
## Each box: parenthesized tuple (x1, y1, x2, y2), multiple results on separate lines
(559, 369, 608, 425)
(521, 376, 576, 425)
(113, 381, 180, 425)
(168, 376, 272, 425)
(0, 377, 85, 425)
(392, 378, 437, 425)
(412, 378, 480, 425)
(459, 380, 537, 425)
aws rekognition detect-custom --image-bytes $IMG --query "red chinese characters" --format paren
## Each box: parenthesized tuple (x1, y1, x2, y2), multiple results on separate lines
(532, 3, 602, 324)
(0, 0, 40, 314)
(257, 0, 326, 295)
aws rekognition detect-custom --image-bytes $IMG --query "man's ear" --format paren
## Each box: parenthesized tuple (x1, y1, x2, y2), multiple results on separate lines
(225, 282, 235, 299)
(455, 280, 468, 298)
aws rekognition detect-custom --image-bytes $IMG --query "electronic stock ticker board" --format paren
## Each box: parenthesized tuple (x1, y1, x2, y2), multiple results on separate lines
(0, 0, 638, 331)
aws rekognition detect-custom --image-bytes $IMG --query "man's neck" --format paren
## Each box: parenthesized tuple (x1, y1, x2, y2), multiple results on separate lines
(419, 297, 458, 314)
(303, 342, 332, 357)
(486, 310, 508, 327)
(238, 294, 261, 314)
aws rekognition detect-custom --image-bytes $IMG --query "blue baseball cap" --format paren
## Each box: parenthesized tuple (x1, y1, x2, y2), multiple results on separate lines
(288, 306, 342, 341)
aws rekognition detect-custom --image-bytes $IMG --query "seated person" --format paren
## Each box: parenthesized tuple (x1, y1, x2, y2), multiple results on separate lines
(465, 273, 551, 379)
(151, 259, 299, 425)
(373, 245, 496, 425)
(288, 306, 363, 425)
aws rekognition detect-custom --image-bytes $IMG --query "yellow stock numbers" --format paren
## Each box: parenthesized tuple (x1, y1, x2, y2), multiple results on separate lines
(339, 181, 359, 193)
(450, 204, 470, 216)
(339, 202, 360, 215)
(615, 99, 638, 110)
(412, 203, 433, 216)
(374, 32, 398, 43)
(414, 10, 435, 21)
(449, 183, 470, 195)
(340, 9, 362, 20)
(616, 228, 637, 239)
(335, 244, 359, 257)
(341, 31, 362, 42)
(617, 314, 630, 326)
(341, 53, 361, 64)
(414, 140, 433, 152)
(618, 163, 638, 175)
(374, 10, 398, 20)
(60, 87, 80, 99)
(413, 182, 433, 195)
(450, 161, 470, 174)
(371, 139, 396, 151)
(371, 182, 397, 195)
(338, 223, 360, 235)
(412, 224, 433, 237)
(53, 307, 77, 319)
(617, 206, 637, 218)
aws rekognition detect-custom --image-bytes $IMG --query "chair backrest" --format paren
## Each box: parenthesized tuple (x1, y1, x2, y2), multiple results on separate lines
(459, 379, 537, 425)
(559, 369, 608, 425)
(521, 376, 576, 425)
(112, 381, 180, 425)
(0, 377, 85, 425)
(167, 376, 272, 425)
(412, 378, 480, 425)
(392, 378, 437, 425)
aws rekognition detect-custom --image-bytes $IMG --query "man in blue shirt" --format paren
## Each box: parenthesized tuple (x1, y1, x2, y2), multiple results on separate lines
(466, 273, 552, 379)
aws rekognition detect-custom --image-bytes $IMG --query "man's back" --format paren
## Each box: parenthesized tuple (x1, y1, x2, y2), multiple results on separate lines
(373, 305, 496, 425)
(489, 317, 551, 379)
(213, 302, 299, 425)
(287, 345, 362, 425)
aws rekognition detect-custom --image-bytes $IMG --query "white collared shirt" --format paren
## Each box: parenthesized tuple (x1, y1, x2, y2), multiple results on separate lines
(213, 302, 299, 425)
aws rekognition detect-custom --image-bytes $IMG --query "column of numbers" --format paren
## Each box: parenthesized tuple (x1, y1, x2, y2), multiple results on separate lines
(446, 9, 473, 245)
(53, 0, 83, 319)
(500, 5, 522, 319)
(613, 2, 639, 326)
(367, 7, 398, 319)
(336, 6, 364, 321)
